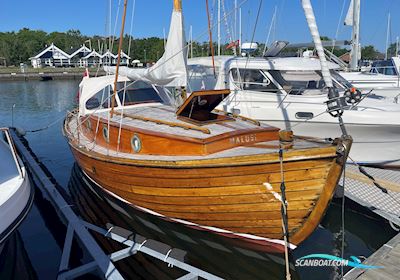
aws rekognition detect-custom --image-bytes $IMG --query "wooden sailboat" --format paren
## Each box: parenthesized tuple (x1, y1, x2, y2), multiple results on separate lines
(64, 0, 352, 248)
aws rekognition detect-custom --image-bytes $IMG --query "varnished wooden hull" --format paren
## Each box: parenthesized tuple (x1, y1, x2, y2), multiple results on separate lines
(68, 140, 349, 246)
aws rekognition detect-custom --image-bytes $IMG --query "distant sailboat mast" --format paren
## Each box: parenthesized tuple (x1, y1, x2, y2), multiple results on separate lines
(345, 0, 361, 71)
(385, 13, 391, 60)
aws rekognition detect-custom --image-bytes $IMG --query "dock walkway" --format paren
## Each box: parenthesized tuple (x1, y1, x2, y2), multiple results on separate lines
(343, 164, 400, 280)
(9, 128, 222, 280)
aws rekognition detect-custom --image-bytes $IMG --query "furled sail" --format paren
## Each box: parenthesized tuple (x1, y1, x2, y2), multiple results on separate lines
(344, 0, 353, 26)
(105, 1, 187, 87)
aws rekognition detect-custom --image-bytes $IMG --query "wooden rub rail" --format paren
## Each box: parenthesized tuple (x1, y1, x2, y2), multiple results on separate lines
(114, 111, 211, 134)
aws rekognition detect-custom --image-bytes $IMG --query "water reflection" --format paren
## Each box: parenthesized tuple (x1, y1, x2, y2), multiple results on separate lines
(0, 230, 38, 280)
(68, 164, 299, 280)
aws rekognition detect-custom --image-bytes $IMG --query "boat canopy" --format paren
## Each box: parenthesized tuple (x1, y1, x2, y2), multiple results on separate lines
(78, 75, 173, 116)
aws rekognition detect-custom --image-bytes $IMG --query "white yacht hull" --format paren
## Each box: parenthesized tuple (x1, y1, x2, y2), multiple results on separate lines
(340, 72, 400, 91)
(225, 92, 400, 167)
(267, 121, 400, 166)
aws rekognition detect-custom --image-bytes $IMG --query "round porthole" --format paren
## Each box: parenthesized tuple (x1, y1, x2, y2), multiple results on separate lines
(102, 126, 109, 143)
(131, 134, 141, 153)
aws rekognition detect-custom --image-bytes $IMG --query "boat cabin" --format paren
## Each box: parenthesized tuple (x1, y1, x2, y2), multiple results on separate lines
(369, 57, 400, 76)
(188, 56, 353, 95)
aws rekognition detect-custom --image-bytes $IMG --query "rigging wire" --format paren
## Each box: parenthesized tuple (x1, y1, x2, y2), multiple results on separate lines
(331, 0, 348, 53)
(110, 0, 123, 55)
(127, 0, 136, 58)
(262, 5, 277, 56)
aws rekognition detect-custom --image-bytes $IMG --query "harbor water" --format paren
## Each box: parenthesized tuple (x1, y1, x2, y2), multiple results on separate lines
(0, 80, 397, 280)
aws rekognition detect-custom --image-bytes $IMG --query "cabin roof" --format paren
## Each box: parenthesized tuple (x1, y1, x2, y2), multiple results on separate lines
(188, 56, 341, 71)
(95, 104, 274, 140)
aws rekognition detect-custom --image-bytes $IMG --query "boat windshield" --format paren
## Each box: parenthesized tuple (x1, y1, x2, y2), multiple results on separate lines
(330, 70, 353, 89)
(116, 81, 173, 106)
(230, 68, 279, 92)
(370, 60, 398, 75)
(268, 70, 325, 95)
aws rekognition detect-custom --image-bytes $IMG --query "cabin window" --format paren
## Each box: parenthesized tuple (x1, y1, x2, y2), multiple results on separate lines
(370, 60, 397, 75)
(116, 81, 171, 106)
(131, 134, 141, 153)
(269, 70, 326, 95)
(85, 85, 113, 110)
(230, 69, 278, 91)
(102, 125, 109, 143)
(330, 70, 353, 89)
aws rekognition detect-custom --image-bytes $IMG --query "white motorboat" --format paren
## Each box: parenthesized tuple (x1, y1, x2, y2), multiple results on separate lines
(339, 57, 400, 99)
(0, 128, 33, 244)
(187, 55, 400, 167)
(339, 0, 400, 98)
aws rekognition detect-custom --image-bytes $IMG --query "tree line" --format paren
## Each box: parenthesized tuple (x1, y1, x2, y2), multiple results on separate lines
(0, 28, 396, 66)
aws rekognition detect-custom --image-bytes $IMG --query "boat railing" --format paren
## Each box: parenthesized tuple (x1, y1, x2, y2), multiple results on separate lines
(0, 127, 24, 178)
(369, 65, 399, 76)
(323, 48, 348, 69)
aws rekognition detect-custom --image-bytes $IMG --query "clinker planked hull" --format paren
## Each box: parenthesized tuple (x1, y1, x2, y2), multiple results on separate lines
(70, 143, 344, 246)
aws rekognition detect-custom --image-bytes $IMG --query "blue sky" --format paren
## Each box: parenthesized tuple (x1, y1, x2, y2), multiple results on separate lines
(1, 0, 399, 51)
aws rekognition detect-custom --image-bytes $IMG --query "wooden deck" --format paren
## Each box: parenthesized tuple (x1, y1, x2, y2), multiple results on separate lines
(344, 233, 400, 280)
(343, 165, 400, 280)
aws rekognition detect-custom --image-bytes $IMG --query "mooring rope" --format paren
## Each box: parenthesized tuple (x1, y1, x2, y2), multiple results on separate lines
(340, 144, 347, 278)
(348, 156, 400, 207)
(279, 146, 291, 280)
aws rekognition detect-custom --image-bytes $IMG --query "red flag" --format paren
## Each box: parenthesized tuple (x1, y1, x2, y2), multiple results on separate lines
(83, 68, 89, 78)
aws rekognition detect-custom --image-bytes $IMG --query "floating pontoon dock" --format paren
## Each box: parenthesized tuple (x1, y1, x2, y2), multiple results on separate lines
(344, 165, 400, 280)
(9, 127, 400, 279)
(9, 128, 222, 280)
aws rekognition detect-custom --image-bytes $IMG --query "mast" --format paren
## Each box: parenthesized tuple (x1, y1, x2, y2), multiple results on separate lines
(218, 0, 221, 57)
(385, 13, 391, 60)
(110, 0, 128, 117)
(190, 25, 193, 59)
(234, 0, 237, 45)
(350, 0, 360, 71)
(173, 0, 182, 11)
(239, 7, 242, 53)
(205, 0, 216, 76)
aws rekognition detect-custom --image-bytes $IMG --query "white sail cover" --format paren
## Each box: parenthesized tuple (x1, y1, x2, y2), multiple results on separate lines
(301, 0, 333, 88)
(344, 0, 353, 26)
(105, 10, 187, 87)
